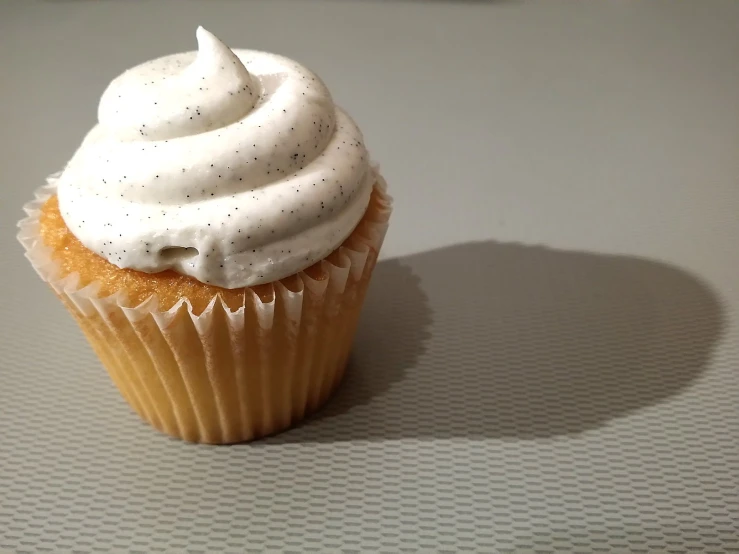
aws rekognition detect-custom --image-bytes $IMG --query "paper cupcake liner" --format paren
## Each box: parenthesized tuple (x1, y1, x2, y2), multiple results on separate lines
(17, 175, 392, 443)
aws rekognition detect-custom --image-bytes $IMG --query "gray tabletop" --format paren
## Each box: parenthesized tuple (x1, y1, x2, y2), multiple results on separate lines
(2, 0, 738, 551)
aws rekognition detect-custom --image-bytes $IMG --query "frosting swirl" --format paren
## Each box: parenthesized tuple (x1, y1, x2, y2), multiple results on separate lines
(57, 27, 374, 288)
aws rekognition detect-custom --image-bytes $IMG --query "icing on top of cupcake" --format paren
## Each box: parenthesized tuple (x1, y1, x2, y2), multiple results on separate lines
(56, 27, 373, 288)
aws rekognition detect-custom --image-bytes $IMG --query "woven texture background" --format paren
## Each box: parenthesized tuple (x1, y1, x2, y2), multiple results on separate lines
(1, 0, 738, 551)
(2, 244, 739, 551)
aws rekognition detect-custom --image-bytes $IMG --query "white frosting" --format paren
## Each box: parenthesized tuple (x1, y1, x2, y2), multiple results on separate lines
(57, 27, 374, 288)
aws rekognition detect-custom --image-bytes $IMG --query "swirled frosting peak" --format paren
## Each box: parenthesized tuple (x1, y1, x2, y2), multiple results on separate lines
(56, 27, 374, 288)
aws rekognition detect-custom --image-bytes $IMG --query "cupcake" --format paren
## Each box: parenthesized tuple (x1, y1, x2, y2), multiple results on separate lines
(17, 27, 392, 444)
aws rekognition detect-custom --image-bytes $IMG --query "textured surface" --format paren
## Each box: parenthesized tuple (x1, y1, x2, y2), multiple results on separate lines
(2, 0, 739, 551)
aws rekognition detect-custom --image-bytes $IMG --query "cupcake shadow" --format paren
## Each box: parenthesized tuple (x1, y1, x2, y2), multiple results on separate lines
(269, 241, 724, 442)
